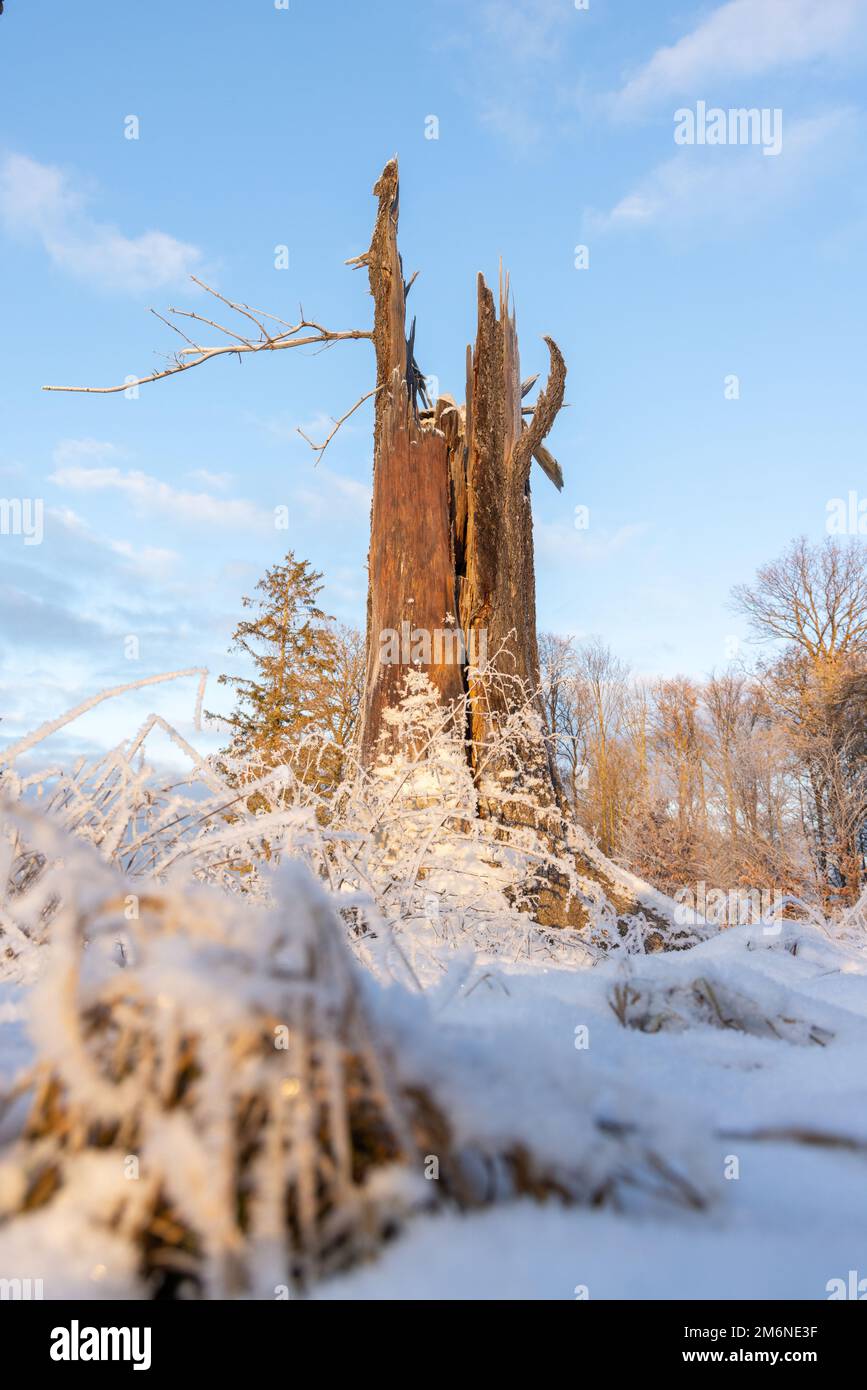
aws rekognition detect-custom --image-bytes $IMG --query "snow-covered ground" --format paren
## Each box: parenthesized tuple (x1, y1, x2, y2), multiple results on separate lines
(3, 910, 865, 1300)
(1, 684, 864, 1300)
(321, 921, 867, 1300)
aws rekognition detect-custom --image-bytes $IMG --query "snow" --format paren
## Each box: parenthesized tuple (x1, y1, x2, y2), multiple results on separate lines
(1, 679, 866, 1300)
(3, 908, 866, 1298)
(313, 923, 867, 1298)
(312, 1148, 864, 1301)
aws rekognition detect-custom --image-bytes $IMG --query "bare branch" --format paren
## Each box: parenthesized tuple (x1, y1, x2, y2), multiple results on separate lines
(225, 298, 301, 333)
(43, 276, 373, 393)
(297, 386, 382, 464)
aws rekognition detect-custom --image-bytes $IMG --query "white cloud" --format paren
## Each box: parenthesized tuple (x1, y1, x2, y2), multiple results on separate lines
(108, 539, 180, 582)
(0, 153, 202, 292)
(52, 438, 120, 468)
(481, 0, 568, 64)
(188, 468, 233, 490)
(591, 109, 854, 234)
(49, 460, 272, 532)
(616, 0, 863, 114)
(49, 443, 369, 537)
(46, 505, 180, 580)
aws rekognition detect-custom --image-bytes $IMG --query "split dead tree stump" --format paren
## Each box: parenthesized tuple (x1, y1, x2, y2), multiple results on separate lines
(356, 160, 597, 928)
(45, 156, 671, 935)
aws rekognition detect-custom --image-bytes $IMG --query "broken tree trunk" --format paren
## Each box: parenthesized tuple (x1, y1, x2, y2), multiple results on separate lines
(355, 161, 583, 923)
(357, 162, 565, 776)
(449, 273, 583, 924)
(456, 271, 567, 804)
(358, 162, 464, 767)
(41, 155, 673, 936)
(353, 159, 680, 935)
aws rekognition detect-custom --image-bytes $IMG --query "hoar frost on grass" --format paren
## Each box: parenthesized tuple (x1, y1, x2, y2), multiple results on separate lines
(0, 816, 429, 1297)
(0, 672, 866, 1297)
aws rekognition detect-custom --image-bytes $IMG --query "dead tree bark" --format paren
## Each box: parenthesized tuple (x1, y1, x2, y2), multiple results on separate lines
(355, 161, 464, 766)
(456, 272, 566, 802)
(352, 164, 588, 923)
(356, 168, 565, 802)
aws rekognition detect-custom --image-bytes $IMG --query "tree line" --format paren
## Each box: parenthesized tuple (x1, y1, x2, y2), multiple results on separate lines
(541, 536, 867, 911)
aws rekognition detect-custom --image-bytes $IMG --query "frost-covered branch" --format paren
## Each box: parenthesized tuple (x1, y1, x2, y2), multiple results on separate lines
(0, 669, 208, 766)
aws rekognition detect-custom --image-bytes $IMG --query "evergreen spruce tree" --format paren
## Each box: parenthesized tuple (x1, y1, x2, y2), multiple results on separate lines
(212, 552, 338, 778)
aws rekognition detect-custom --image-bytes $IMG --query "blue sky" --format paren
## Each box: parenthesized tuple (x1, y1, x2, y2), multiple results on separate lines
(1, 0, 866, 759)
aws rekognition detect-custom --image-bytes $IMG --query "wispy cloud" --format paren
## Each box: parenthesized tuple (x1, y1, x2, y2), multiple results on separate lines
(0, 153, 202, 292)
(590, 109, 855, 234)
(188, 468, 233, 491)
(0, 583, 110, 654)
(52, 438, 120, 469)
(481, 0, 568, 64)
(50, 451, 272, 532)
(51, 503, 181, 582)
(615, 0, 864, 115)
(0, 503, 239, 708)
(439, 0, 577, 151)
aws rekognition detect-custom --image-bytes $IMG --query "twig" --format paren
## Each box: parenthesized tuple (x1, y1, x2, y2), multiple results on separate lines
(189, 274, 271, 342)
(297, 386, 382, 464)
(149, 308, 200, 353)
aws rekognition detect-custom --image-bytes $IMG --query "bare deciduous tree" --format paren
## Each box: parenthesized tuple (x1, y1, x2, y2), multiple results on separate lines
(732, 536, 867, 662)
(733, 537, 867, 905)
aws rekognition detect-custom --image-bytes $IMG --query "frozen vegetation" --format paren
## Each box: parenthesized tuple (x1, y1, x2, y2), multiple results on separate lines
(1, 674, 866, 1300)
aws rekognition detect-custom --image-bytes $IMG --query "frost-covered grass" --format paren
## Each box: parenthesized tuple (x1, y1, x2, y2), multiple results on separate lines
(1, 676, 866, 1300)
